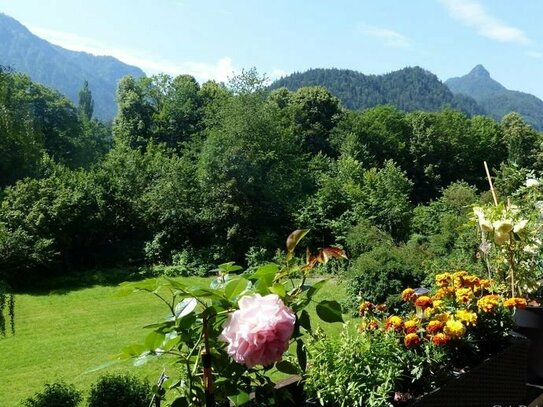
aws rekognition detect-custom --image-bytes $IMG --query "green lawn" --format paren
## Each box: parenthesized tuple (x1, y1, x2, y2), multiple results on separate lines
(0, 274, 346, 406)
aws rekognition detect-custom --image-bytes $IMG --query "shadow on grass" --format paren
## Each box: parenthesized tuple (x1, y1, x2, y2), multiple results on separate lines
(9, 266, 151, 296)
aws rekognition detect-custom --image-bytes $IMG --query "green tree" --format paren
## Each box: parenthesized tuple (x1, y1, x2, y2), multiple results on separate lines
(78, 80, 94, 120)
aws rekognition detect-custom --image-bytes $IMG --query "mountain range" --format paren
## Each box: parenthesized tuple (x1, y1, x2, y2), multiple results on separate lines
(445, 65, 543, 130)
(0, 13, 144, 121)
(1, 13, 542, 130)
(271, 65, 543, 130)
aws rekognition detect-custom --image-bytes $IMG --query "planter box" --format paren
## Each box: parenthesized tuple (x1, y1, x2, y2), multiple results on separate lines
(410, 338, 528, 407)
(514, 307, 543, 384)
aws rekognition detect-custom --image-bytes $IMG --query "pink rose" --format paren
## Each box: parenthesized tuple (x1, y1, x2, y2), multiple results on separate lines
(220, 293, 296, 368)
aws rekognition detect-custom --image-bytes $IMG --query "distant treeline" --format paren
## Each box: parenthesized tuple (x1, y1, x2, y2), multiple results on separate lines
(1, 67, 541, 287)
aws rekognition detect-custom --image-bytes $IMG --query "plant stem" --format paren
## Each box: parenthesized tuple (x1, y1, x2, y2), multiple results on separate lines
(202, 314, 215, 407)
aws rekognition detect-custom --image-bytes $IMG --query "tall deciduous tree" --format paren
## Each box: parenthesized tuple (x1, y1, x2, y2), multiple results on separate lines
(78, 80, 94, 120)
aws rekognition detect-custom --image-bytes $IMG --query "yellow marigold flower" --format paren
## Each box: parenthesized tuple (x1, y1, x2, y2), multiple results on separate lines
(404, 319, 419, 334)
(453, 271, 469, 288)
(435, 273, 452, 287)
(433, 287, 454, 300)
(455, 287, 474, 304)
(432, 300, 444, 309)
(431, 333, 450, 346)
(504, 297, 528, 310)
(426, 320, 444, 334)
(415, 296, 433, 310)
(385, 316, 404, 331)
(358, 301, 374, 316)
(404, 333, 421, 348)
(434, 312, 450, 323)
(444, 319, 466, 338)
(401, 288, 416, 302)
(456, 309, 477, 326)
(424, 306, 436, 318)
(477, 294, 501, 313)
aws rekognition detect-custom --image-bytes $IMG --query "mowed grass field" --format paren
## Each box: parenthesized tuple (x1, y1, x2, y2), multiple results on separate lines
(0, 273, 346, 406)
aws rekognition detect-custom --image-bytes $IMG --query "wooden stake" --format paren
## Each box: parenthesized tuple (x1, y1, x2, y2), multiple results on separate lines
(484, 161, 499, 206)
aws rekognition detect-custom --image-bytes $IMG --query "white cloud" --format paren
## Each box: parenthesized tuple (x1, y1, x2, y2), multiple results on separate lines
(359, 25, 411, 48)
(439, 0, 530, 44)
(528, 51, 543, 59)
(270, 68, 288, 79)
(27, 25, 237, 82)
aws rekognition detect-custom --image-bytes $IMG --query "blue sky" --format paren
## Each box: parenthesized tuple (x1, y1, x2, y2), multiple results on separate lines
(1, 0, 542, 97)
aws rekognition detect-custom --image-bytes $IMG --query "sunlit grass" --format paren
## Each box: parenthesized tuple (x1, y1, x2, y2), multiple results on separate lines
(0, 273, 346, 406)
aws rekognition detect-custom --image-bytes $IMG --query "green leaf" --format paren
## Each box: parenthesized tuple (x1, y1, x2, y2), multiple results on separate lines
(298, 310, 311, 331)
(269, 283, 286, 298)
(174, 297, 197, 319)
(297, 339, 307, 372)
(250, 263, 279, 291)
(121, 344, 146, 357)
(228, 390, 250, 406)
(171, 396, 190, 407)
(218, 262, 243, 274)
(276, 360, 299, 375)
(316, 300, 344, 323)
(224, 277, 249, 300)
(145, 331, 165, 350)
(286, 229, 310, 253)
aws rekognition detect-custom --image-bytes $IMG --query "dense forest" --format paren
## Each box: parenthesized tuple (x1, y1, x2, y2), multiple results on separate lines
(1, 66, 542, 300)
(270, 67, 483, 115)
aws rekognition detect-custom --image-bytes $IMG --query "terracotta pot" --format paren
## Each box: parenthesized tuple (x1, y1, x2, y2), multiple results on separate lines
(513, 306, 543, 384)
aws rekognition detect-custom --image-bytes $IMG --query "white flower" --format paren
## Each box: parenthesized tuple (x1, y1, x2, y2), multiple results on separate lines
(493, 220, 514, 234)
(513, 219, 528, 233)
(526, 179, 540, 188)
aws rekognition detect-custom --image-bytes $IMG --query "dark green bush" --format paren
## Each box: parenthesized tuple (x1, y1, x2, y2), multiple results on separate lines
(23, 382, 82, 407)
(87, 373, 151, 407)
(345, 242, 425, 308)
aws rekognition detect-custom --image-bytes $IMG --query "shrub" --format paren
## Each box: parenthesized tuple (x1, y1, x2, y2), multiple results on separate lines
(304, 326, 404, 407)
(345, 242, 425, 309)
(87, 373, 151, 407)
(23, 382, 82, 407)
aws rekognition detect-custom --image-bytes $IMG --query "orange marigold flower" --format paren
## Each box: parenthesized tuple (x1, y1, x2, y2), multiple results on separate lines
(426, 320, 444, 334)
(385, 316, 404, 331)
(358, 301, 374, 316)
(435, 273, 452, 288)
(455, 287, 474, 304)
(504, 297, 528, 310)
(375, 303, 387, 312)
(444, 319, 466, 338)
(359, 319, 379, 331)
(462, 275, 480, 288)
(401, 288, 416, 302)
(456, 309, 478, 326)
(477, 294, 501, 313)
(479, 279, 491, 289)
(404, 333, 421, 348)
(404, 319, 419, 334)
(431, 333, 450, 346)
(415, 296, 433, 310)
